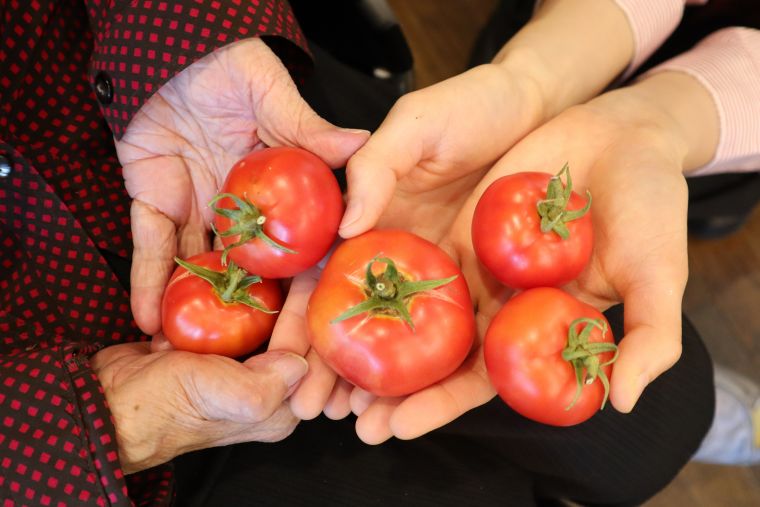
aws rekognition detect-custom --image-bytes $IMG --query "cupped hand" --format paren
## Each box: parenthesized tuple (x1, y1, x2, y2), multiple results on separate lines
(115, 38, 369, 336)
(338, 63, 544, 240)
(348, 89, 692, 444)
(91, 343, 308, 474)
(297, 83, 692, 444)
(269, 64, 545, 431)
(479, 96, 690, 415)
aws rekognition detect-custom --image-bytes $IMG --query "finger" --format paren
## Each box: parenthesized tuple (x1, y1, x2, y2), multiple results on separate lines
(267, 268, 336, 419)
(252, 52, 370, 168)
(323, 378, 355, 420)
(289, 348, 338, 420)
(198, 350, 309, 423)
(609, 279, 686, 413)
(268, 267, 320, 355)
(150, 333, 174, 353)
(389, 354, 495, 441)
(130, 199, 178, 335)
(339, 106, 423, 238)
(176, 220, 211, 260)
(349, 387, 378, 416)
(355, 397, 404, 445)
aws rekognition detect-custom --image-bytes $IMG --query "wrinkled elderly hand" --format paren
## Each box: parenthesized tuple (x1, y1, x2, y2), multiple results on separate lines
(91, 343, 308, 474)
(116, 38, 368, 336)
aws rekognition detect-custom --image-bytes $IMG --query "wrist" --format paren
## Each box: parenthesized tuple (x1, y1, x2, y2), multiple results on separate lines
(492, 60, 548, 136)
(580, 70, 720, 175)
(622, 71, 719, 172)
(492, 47, 551, 126)
(92, 350, 175, 475)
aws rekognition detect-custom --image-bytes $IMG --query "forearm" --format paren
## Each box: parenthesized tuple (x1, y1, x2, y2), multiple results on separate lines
(492, 0, 703, 124)
(493, 0, 636, 121)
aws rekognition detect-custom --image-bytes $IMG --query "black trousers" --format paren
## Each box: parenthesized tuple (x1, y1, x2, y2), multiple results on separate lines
(160, 43, 715, 507)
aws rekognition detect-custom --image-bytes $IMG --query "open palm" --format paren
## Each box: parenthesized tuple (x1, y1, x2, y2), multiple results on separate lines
(269, 64, 544, 435)
(276, 85, 691, 444)
(348, 96, 690, 443)
(115, 38, 368, 335)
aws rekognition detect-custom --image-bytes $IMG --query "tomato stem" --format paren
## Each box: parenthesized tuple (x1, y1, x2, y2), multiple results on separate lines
(173, 257, 278, 314)
(561, 317, 618, 412)
(536, 163, 592, 240)
(331, 256, 456, 331)
(208, 192, 297, 265)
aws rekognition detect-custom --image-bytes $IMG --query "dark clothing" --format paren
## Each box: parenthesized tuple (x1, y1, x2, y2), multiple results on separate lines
(0, 1, 306, 505)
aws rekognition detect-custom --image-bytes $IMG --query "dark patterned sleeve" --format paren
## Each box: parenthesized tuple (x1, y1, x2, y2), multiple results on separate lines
(83, 0, 310, 138)
(0, 342, 138, 507)
(0, 149, 171, 505)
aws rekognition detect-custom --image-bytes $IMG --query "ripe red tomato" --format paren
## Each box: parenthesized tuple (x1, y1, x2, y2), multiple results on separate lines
(471, 165, 593, 289)
(212, 147, 343, 279)
(484, 287, 617, 426)
(161, 251, 283, 357)
(306, 230, 476, 397)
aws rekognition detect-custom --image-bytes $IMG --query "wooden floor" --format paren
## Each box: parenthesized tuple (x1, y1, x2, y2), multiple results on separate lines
(386, 0, 760, 505)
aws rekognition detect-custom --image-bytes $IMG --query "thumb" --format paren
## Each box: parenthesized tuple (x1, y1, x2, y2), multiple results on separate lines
(609, 279, 686, 413)
(339, 111, 422, 238)
(197, 351, 309, 423)
(254, 68, 369, 168)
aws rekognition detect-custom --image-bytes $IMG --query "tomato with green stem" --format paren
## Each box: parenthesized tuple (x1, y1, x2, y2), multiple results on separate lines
(211, 147, 343, 279)
(161, 251, 282, 357)
(472, 164, 593, 289)
(306, 230, 476, 397)
(484, 287, 618, 426)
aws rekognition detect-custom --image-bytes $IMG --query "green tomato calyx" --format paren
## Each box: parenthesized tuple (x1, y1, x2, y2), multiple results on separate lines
(209, 192, 297, 265)
(560, 317, 618, 412)
(536, 163, 592, 240)
(174, 256, 277, 314)
(331, 256, 456, 331)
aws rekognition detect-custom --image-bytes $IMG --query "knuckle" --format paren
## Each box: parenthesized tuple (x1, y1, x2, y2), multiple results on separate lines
(245, 388, 274, 422)
(263, 408, 300, 442)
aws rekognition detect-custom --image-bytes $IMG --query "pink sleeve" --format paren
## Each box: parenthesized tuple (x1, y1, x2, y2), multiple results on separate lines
(644, 27, 760, 175)
(613, 0, 687, 79)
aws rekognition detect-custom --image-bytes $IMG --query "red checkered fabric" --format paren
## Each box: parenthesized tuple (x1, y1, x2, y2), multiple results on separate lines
(0, 1, 307, 505)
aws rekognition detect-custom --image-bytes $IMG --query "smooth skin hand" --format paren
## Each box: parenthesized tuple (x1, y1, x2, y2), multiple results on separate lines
(274, 70, 719, 445)
(267, 63, 546, 426)
(268, 0, 641, 438)
(115, 38, 369, 336)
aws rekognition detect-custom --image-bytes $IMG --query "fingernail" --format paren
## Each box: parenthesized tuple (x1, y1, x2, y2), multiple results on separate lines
(339, 128, 371, 136)
(270, 353, 309, 388)
(340, 201, 362, 232)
